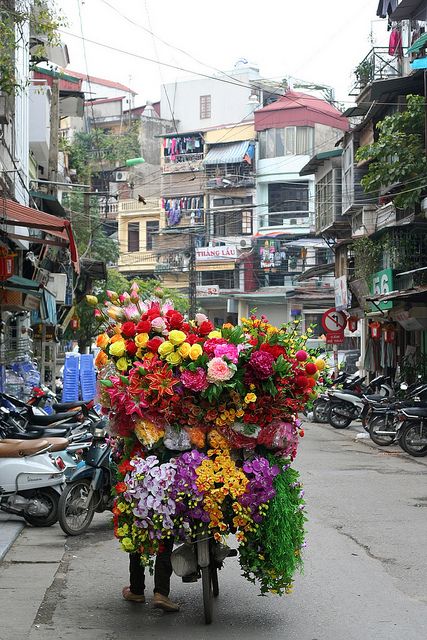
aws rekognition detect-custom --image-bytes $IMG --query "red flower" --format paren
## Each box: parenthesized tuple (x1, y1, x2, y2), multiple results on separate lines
(295, 375, 308, 388)
(182, 322, 190, 332)
(115, 481, 127, 494)
(146, 336, 164, 352)
(118, 459, 133, 475)
(145, 364, 179, 400)
(136, 320, 151, 333)
(121, 322, 136, 338)
(186, 334, 202, 345)
(166, 310, 183, 329)
(260, 343, 285, 359)
(147, 306, 161, 320)
(126, 340, 138, 356)
(305, 362, 317, 375)
(198, 320, 213, 335)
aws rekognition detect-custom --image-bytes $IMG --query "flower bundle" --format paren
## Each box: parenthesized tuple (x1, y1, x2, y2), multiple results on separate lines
(92, 284, 320, 594)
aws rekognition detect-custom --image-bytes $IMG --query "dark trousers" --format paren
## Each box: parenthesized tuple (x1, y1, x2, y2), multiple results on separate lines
(129, 537, 174, 597)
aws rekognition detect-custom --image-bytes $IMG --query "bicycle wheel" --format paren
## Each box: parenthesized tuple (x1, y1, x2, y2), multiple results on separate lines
(202, 566, 213, 624)
(211, 564, 219, 598)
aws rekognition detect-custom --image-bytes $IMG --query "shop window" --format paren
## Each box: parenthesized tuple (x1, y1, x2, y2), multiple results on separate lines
(200, 95, 211, 119)
(127, 222, 139, 252)
(146, 220, 159, 250)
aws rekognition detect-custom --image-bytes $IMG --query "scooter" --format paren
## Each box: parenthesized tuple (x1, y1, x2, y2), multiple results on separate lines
(0, 439, 65, 526)
(312, 372, 362, 423)
(327, 375, 393, 429)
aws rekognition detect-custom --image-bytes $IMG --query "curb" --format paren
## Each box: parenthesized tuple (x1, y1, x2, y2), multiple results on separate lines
(0, 518, 25, 562)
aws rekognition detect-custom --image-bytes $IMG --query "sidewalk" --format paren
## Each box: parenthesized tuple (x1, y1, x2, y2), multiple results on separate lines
(0, 513, 24, 561)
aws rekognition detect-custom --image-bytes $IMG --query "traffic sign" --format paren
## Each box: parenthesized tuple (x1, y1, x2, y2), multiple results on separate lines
(326, 332, 345, 345)
(321, 308, 347, 333)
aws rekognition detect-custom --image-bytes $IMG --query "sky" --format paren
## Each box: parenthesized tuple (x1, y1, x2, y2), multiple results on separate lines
(58, 0, 390, 108)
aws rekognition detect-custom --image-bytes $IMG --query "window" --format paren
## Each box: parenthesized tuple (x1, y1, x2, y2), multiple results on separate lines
(146, 220, 159, 250)
(259, 127, 314, 159)
(200, 95, 211, 119)
(242, 210, 252, 235)
(316, 171, 334, 230)
(127, 222, 139, 252)
(200, 269, 236, 289)
(211, 197, 253, 236)
(268, 182, 309, 224)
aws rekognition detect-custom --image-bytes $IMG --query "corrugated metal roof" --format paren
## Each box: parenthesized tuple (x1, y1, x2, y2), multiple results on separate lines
(408, 32, 427, 53)
(203, 141, 250, 165)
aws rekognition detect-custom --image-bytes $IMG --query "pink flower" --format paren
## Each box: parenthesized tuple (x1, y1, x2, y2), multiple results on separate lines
(195, 313, 208, 326)
(203, 338, 227, 356)
(249, 350, 275, 379)
(207, 357, 234, 384)
(123, 304, 140, 321)
(213, 342, 239, 364)
(180, 367, 208, 391)
(151, 317, 167, 333)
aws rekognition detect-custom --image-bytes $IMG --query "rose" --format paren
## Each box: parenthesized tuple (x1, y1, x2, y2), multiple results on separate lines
(116, 357, 129, 371)
(166, 310, 184, 329)
(244, 392, 257, 404)
(207, 357, 235, 383)
(207, 329, 221, 339)
(121, 321, 136, 338)
(168, 330, 186, 346)
(96, 333, 109, 349)
(194, 313, 208, 326)
(135, 333, 149, 348)
(136, 320, 151, 333)
(178, 342, 191, 358)
(151, 317, 167, 333)
(95, 350, 108, 368)
(198, 321, 214, 335)
(166, 351, 182, 365)
(146, 336, 164, 352)
(189, 343, 203, 361)
(213, 342, 238, 364)
(109, 340, 126, 357)
(107, 306, 125, 321)
(158, 341, 175, 357)
(180, 367, 208, 391)
(126, 340, 138, 356)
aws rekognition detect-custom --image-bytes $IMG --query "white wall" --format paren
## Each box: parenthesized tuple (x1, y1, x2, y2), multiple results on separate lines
(14, 21, 30, 206)
(28, 85, 51, 174)
(160, 66, 261, 132)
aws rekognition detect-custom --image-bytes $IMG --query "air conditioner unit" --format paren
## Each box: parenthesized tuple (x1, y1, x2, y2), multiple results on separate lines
(47, 273, 67, 304)
(114, 171, 129, 182)
(239, 238, 252, 248)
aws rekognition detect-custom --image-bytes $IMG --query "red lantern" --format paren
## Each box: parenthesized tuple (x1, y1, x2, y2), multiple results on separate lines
(383, 325, 396, 343)
(347, 317, 358, 332)
(70, 315, 80, 331)
(0, 248, 15, 281)
(369, 321, 381, 340)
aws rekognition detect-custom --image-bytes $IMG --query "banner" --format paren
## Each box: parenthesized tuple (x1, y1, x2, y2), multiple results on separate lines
(196, 245, 237, 261)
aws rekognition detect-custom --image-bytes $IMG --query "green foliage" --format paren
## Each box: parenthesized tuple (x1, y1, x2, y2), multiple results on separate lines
(355, 95, 427, 209)
(0, 0, 65, 95)
(66, 125, 140, 183)
(353, 237, 382, 282)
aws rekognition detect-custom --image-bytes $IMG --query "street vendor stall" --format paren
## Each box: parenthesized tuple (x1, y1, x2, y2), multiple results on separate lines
(90, 283, 322, 623)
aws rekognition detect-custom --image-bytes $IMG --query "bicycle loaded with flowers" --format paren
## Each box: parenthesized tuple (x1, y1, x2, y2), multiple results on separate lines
(90, 283, 325, 596)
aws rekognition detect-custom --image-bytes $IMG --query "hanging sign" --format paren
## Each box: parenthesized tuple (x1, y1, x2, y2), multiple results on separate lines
(196, 285, 219, 296)
(195, 245, 237, 261)
(370, 268, 394, 311)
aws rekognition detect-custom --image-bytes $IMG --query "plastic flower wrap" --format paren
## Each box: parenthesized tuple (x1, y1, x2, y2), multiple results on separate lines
(92, 286, 319, 594)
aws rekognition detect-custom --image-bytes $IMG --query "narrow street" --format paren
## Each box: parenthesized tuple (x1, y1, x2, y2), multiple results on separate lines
(1, 422, 426, 640)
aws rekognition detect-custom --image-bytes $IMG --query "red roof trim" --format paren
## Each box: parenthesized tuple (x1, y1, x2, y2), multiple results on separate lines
(65, 69, 137, 95)
(1, 199, 79, 273)
(85, 96, 126, 106)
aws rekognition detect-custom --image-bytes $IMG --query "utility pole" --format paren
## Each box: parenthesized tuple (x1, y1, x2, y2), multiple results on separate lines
(188, 230, 197, 319)
(84, 191, 91, 257)
(48, 76, 60, 198)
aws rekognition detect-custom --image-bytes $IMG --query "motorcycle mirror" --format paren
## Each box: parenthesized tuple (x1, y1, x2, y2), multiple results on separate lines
(400, 382, 408, 391)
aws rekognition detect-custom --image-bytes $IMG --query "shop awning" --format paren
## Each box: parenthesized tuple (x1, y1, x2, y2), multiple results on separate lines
(367, 285, 427, 304)
(0, 199, 79, 273)
(203, 141, 252, 165)
(408, 32, 427, 54)
(2, 275, 42, 294)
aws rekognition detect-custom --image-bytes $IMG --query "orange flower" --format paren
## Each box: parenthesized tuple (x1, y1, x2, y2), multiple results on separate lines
(185, 426, 206, 449)
(110, 333, 123, 343)
(95, 350, 108, 368)
(96, 333, 109, 348)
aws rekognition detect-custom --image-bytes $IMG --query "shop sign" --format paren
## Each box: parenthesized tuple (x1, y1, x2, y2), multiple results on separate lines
(326, 332, 345, 344)
(370, 268, 394, 311)
(334, 276, 349, 311)
(195, 245, 237, 261)
(196, 285, 219, 296)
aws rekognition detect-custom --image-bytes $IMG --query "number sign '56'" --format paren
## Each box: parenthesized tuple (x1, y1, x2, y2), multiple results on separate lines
(370, 268, 394, 310)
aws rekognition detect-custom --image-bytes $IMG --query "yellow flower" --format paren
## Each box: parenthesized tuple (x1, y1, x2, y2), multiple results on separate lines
(178, 342, 191, 358)
(121, 537, 135, 552)
(168, 330, 187, 346)
(109, 340, 126, 357)
(85, 295, 98, 306)
(116, 357, 129, 371)
(158, 341, 175, 357)
(166, 351, 182, 365)
(135, 332, 149, 348)
(189, 343, 203, 360)
(208, 330, 222, 339)
(244, 392, 257, 404)
(96, 333, 109, 349)
(236, 409, 244, 418)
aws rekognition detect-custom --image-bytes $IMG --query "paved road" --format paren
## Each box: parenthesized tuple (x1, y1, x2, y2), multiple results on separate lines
(1, 422, 426, 640)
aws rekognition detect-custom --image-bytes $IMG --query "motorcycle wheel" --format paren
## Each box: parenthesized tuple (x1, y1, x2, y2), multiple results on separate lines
(313, 399, 329, 423)
(368, 415, 395, 446)
(58, 479, 96, 536)
(399, 422, 427, 457)
(328, 404, 353, 429)
(23, 487, 59, 527)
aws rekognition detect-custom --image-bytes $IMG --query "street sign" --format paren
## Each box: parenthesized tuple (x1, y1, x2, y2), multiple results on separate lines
(326, 332, 345, 345)
(321, 308, 347, 333)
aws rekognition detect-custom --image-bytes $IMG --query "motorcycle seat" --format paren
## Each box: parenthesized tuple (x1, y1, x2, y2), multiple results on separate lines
(52, 401, 89, 411)
(401, 407, 427, 418)
(29, 410, 80, 426)
(0, 439, 50, 458)
(364, 394, 384, 401)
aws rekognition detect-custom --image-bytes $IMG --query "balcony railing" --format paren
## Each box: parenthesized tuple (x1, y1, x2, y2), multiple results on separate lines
(98, 199, 149, 217)
(350, 47, 406, 96)
(206, 174, 255, 189)
(118, 250, 158, 269)
(162, 153, 204, 173)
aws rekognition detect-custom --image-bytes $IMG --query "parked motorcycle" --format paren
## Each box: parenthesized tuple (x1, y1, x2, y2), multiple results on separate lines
(397, 405, 427, 457)
(327, 375, 393, 429)
(312, 372, 363, 423)
(0, 438, 65, 526)
(58, 419, 112, 536)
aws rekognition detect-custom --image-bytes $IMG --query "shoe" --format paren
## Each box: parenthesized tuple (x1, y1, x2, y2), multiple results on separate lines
(122, 586, 145, 603)
(152, 592, 180, 612)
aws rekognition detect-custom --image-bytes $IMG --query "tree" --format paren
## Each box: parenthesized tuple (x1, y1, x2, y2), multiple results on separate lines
(355, 95, 427, 209)
(66, 271, 189, 352)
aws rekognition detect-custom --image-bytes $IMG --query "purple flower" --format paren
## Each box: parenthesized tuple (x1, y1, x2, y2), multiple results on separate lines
(180, 367, 208, 392)
(248, 350, 275, 379)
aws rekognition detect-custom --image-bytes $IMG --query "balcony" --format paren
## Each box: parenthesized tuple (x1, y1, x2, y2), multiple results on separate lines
(155, 252, 190, 273)
(206, 174, 255, 189)
(118, 250, 158, 272)
(350, 47, 407, 97)
(98, 198, 148, 220)
(162, 153, 204, 173)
